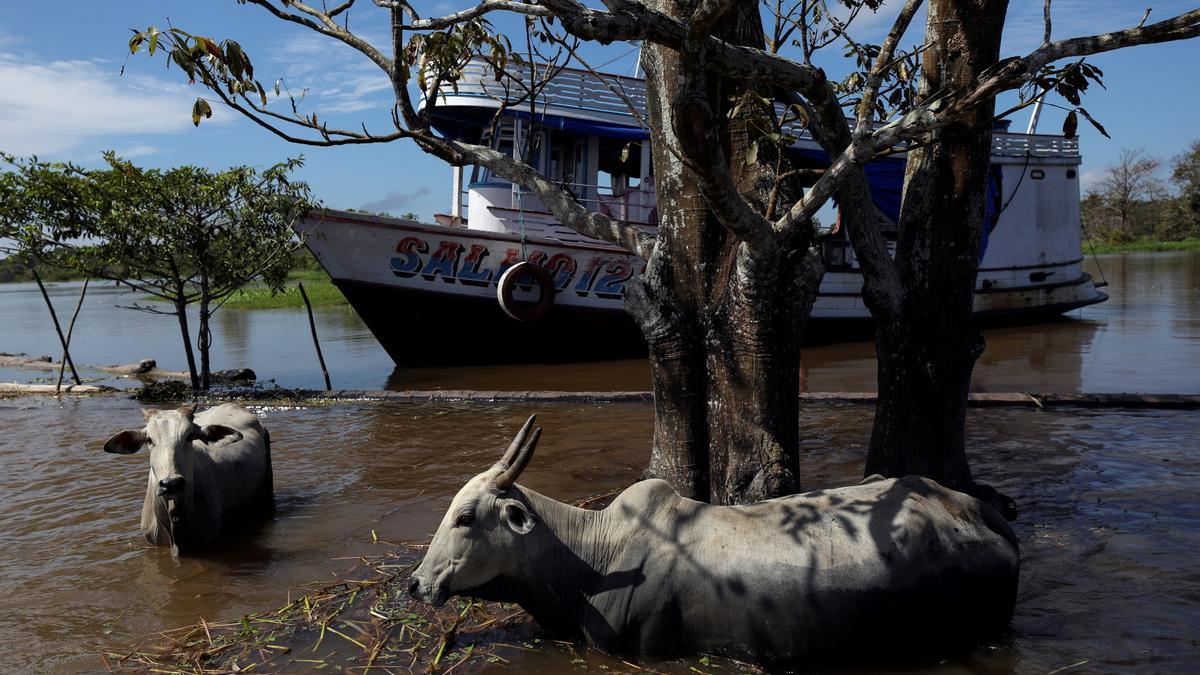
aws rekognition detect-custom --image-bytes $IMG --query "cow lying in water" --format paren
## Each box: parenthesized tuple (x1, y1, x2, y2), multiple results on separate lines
(103, 404, 273, 553)
(409, 416, 1020, 666)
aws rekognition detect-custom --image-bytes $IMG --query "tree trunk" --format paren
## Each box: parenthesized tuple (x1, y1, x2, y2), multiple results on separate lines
(198, 276, 212, 390)
(174, 295, 201, 392)
(632, 0, 821, 505)
(864, 0, 1010, 503)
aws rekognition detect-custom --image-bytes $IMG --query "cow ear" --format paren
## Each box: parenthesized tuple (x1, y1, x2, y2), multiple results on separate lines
(499, 499, 536, 535)
(104, 429, 148, 454)
(198, 424, 243, 445)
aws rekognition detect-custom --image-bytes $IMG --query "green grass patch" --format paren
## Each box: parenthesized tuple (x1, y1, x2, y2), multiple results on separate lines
(223, 274, 347, 310)
(1085, 238, 1200, 254)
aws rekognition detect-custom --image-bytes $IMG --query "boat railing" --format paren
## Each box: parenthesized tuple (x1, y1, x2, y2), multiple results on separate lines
(432, 58, 1082, 161)
(511, 182, 657, 226)
(991, 133, 1080, 158)
(431, 59, 649, 122)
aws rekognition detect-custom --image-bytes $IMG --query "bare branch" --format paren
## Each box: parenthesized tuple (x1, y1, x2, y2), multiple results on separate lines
(447, 139, 657, 259)
(117, 302, 179, 316)
(536, 0, 825, 92)
(946, 8, 1200, 122)
(241, 0, 392, 73)
(1042, 0, 1052, 46)
(856, 0, 923, 131)
(403, 1, 552, 30)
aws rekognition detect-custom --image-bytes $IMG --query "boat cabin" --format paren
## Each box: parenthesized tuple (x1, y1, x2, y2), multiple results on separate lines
(421, 58, 1088, 276)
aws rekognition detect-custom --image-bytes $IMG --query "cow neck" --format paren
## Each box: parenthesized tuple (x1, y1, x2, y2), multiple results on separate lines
(514, 486, 625, 603)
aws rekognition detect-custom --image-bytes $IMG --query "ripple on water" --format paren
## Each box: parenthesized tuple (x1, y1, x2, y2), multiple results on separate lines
(0, 398, 1198, 672)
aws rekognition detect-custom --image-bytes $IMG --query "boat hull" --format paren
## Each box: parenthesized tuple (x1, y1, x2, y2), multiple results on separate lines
(298, 211, 1107, 365)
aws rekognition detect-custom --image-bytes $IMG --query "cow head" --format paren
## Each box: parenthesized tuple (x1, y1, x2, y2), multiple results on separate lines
(103, 405, 242, 546)
(409, 414, 541, 606)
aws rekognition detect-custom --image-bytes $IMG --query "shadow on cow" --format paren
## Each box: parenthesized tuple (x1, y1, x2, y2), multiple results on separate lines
(409, 415, 1020, 668)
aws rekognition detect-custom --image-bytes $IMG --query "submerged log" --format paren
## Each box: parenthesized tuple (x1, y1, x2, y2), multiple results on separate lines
(0, 354, 254, 383)
(96, 359, 158, 376)
(0, 382, 116, 395)
(0, 353, 58, 370)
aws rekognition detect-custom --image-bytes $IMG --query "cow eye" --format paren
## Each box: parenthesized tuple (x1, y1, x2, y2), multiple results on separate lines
(455, 512, 474, 527)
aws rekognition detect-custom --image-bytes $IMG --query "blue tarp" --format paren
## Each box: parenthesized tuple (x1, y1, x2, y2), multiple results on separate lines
(795, 148, 1004, 259)
(508, 110, 650, 141)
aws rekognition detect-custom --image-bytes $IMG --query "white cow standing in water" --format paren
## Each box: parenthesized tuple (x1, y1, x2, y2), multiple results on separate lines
(103, 404, 273, 553)
(409, 415, 1020, 667)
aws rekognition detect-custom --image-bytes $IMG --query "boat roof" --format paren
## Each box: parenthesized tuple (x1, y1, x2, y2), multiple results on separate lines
(420, 58, 1080, 162)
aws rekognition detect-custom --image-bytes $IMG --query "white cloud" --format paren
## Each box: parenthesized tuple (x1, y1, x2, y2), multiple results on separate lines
(1079, 167, 1107, 193)
(114, 143, 162, 158)
(264, 32, 394, 116)
(0, 51, 220, 157)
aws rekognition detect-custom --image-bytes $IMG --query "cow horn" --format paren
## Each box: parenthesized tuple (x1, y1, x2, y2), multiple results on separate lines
(495, 425, 541, 489)
(496, 414, 536, 469)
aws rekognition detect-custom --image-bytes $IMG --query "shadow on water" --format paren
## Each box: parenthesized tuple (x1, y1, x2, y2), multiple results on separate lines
(0, 397, 1196, 672)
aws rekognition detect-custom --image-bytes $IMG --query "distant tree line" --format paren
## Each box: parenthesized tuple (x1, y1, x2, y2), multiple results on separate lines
(1082, 140, 1200, 244)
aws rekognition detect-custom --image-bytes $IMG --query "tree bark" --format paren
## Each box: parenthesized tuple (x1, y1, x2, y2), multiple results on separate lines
(174, 293, 201, 393)
(864, 0, 1009, 500)
(198, 275, 212, 391)
(633, 0, 820, 505)
(198, 298, 212, 390)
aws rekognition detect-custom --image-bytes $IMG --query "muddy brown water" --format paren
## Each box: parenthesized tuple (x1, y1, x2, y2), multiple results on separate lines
(2, 252, 1199, 393)
(1, 251, 1197, 671)
(1, 397, 1197, 672)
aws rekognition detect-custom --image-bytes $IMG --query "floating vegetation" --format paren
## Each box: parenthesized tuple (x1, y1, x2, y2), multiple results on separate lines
(97, 490, 760, 674)
(98, 546, 542, 673)
(131, 380, 194, 402)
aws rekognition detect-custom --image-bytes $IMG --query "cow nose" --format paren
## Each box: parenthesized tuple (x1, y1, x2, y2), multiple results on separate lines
(407, 577, 421, 597)
(158, 476, 185, 495)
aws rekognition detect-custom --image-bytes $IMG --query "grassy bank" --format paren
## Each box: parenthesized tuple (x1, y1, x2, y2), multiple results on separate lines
(222, 270, 348, 310)
(1085, 238, 1200, 254)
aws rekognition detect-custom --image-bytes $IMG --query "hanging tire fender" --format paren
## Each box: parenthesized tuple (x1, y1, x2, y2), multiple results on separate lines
(497, 261, 555, 321)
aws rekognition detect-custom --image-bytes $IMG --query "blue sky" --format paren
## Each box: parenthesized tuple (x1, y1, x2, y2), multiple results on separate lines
(1, 1, 1197, 220)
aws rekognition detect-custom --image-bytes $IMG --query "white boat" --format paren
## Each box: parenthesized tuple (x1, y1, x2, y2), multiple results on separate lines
(298, 59, 1106, 365)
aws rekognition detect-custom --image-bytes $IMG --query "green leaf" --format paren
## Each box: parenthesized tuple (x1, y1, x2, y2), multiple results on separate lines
(1077, 107, 1110, 139)
(195, 36, 223, 59)
(192, 98, 213, 127)
(128, 32, 145, 55)
(1062, 110, 1078, 139)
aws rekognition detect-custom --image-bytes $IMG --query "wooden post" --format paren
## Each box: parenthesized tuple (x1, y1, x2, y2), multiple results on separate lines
(33, 271, 82, 387)
(56, 278, 90, 391)
(297, 281, 332, 390)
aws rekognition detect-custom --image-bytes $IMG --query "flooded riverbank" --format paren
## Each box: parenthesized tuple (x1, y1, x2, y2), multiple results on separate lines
(2, 251, 1198, 393)
(2, 396, 1197, 672)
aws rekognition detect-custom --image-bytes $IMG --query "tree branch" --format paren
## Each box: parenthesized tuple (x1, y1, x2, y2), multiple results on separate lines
(402, 1, 552, 30)
(944, 8, 1200, 123)
(856, 0, 923, 131)
(241, 0, 392, 72)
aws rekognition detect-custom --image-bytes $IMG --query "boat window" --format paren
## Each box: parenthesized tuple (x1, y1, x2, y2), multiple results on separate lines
(471, 122, 517, 185)
(593, 138, 655, 224)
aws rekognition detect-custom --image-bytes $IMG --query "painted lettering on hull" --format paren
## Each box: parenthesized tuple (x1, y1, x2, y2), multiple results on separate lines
(391, 237, 428, 277)
(389, 235, 640, 300)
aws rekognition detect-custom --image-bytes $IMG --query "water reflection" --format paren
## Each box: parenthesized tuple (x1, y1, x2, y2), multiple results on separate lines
(1, 251, 1197, 393)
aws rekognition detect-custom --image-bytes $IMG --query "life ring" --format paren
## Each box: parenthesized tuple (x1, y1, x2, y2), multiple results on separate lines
(497, 261, 555, 321)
